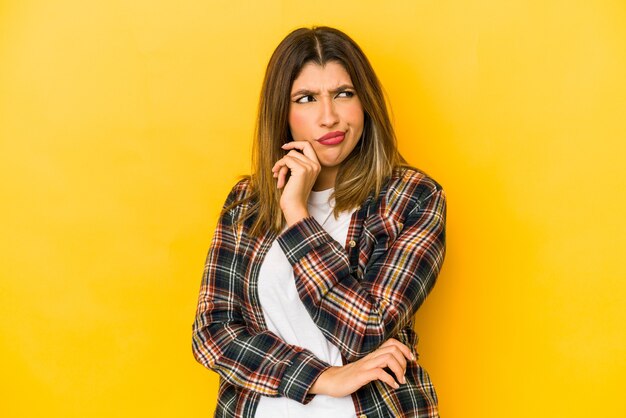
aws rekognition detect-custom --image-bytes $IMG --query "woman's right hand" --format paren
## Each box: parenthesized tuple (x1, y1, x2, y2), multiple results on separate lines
(272, 141, 321, 227)
(309, 338, 415, 398)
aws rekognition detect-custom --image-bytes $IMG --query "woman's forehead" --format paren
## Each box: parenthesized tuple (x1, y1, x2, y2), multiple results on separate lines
(290, 61, 353, 92)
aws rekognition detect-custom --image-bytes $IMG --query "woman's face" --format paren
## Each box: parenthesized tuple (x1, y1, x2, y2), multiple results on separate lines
(288, 61, 364, 177)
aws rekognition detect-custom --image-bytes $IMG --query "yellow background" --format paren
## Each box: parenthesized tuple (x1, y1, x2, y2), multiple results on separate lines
(1, 1, 625, 416)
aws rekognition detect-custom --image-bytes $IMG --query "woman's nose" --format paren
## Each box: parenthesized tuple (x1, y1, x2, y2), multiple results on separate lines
(319, 98, 339, 127)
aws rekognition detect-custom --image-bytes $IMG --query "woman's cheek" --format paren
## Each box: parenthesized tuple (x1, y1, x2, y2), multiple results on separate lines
(288, 110, 310, 141)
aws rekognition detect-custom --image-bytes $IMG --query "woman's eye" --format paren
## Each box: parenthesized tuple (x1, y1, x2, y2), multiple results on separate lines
(295, 95, 315, 104)
(337, 91, 355, 98)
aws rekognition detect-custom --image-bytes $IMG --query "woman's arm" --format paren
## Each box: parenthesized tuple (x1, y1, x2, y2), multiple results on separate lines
(191, 182, 329, 404)
(192, 181, 421, 401)
(276, 178, 446, 362)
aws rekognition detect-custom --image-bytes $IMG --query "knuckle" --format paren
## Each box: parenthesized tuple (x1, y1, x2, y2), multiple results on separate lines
(383, 338, 397, 346)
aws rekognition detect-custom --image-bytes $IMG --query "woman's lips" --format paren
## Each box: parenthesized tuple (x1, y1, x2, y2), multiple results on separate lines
(317, 131, 345, 145)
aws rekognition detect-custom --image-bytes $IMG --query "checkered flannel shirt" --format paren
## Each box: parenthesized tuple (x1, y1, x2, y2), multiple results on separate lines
(192, 167, 446, 418)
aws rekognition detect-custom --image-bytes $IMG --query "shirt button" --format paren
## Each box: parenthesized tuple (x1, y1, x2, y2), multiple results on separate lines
(349, 240, 356, 248)
(398, 222, 403, 230)
(359, 415, 367, 418)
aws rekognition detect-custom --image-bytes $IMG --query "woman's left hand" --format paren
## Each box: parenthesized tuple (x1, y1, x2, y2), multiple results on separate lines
(309, 338, 414, 397)
(272, 141, 321, 226)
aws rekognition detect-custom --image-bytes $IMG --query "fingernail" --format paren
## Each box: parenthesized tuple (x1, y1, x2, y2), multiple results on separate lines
(401, 376, 406, 384)
(410, 353, 415, 361)
(394, 382, 400, 389)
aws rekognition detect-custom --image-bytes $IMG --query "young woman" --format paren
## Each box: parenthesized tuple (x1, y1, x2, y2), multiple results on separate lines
(192, 26, 446, 418)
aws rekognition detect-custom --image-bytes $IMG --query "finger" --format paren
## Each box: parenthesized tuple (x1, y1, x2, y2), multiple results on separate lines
(277, 165, 289, 189)
(369, 345, 407, 372)
(281, 141, 320, 163)
(380, 338, 398, 347)
(276, 171, 283, 189)
(361, 350, 405, 386)
(272, 155, 305, 172)
(372, 352, 405, 385)
(371, 368, 400, 390)
(277, 166, 289, 189)
(285, 149, 316, 165)
(272, 159, 287, 173)
(278, 157, 318, 184)
(381, 338, 415, 361)
(282, 151, 320, 175)
(272, 161, 284, 186)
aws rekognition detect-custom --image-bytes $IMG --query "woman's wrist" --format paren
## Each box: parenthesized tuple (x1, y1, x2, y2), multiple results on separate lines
(283, 206, 310, 227)
(309, 366, 338, 395)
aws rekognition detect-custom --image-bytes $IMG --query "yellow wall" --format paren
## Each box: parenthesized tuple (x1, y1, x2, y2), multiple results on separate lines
(1, 1, 624, 416)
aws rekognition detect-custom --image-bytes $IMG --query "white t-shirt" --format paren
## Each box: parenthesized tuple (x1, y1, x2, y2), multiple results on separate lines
(255, 188, 357, 418)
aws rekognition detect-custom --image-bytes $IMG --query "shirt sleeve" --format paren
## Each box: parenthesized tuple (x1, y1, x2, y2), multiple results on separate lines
(191, 183, 331, 404)
(276, 186, 446, 362)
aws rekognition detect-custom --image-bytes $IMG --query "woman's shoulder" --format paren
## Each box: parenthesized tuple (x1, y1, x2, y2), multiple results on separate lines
(385, 166, 444, 205)
(224, 176, 254, 203)
(219, 176, 257, 221)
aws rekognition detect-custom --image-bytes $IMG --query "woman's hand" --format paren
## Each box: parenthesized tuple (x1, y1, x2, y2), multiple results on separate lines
(309, 338, 415, 398)
(271, 141, 321, 226)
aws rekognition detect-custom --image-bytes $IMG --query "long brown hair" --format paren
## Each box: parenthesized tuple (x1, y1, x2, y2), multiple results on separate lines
(239, 26, 407, 236)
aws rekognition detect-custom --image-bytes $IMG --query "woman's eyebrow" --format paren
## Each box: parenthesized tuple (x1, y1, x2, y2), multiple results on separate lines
(290, 84, 355, 98)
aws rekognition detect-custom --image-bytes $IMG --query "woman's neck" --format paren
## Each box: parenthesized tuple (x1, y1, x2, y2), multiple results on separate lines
(313, 167, 338, 191)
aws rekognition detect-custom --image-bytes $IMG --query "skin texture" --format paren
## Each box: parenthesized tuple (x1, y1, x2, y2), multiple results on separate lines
(271, 62, 413, 396)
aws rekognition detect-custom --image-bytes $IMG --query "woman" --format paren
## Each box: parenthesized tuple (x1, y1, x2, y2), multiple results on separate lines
(192, 26, 446, 418)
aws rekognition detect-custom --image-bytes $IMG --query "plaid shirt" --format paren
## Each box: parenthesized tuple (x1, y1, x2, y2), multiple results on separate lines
(192, 168, 446, 418)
